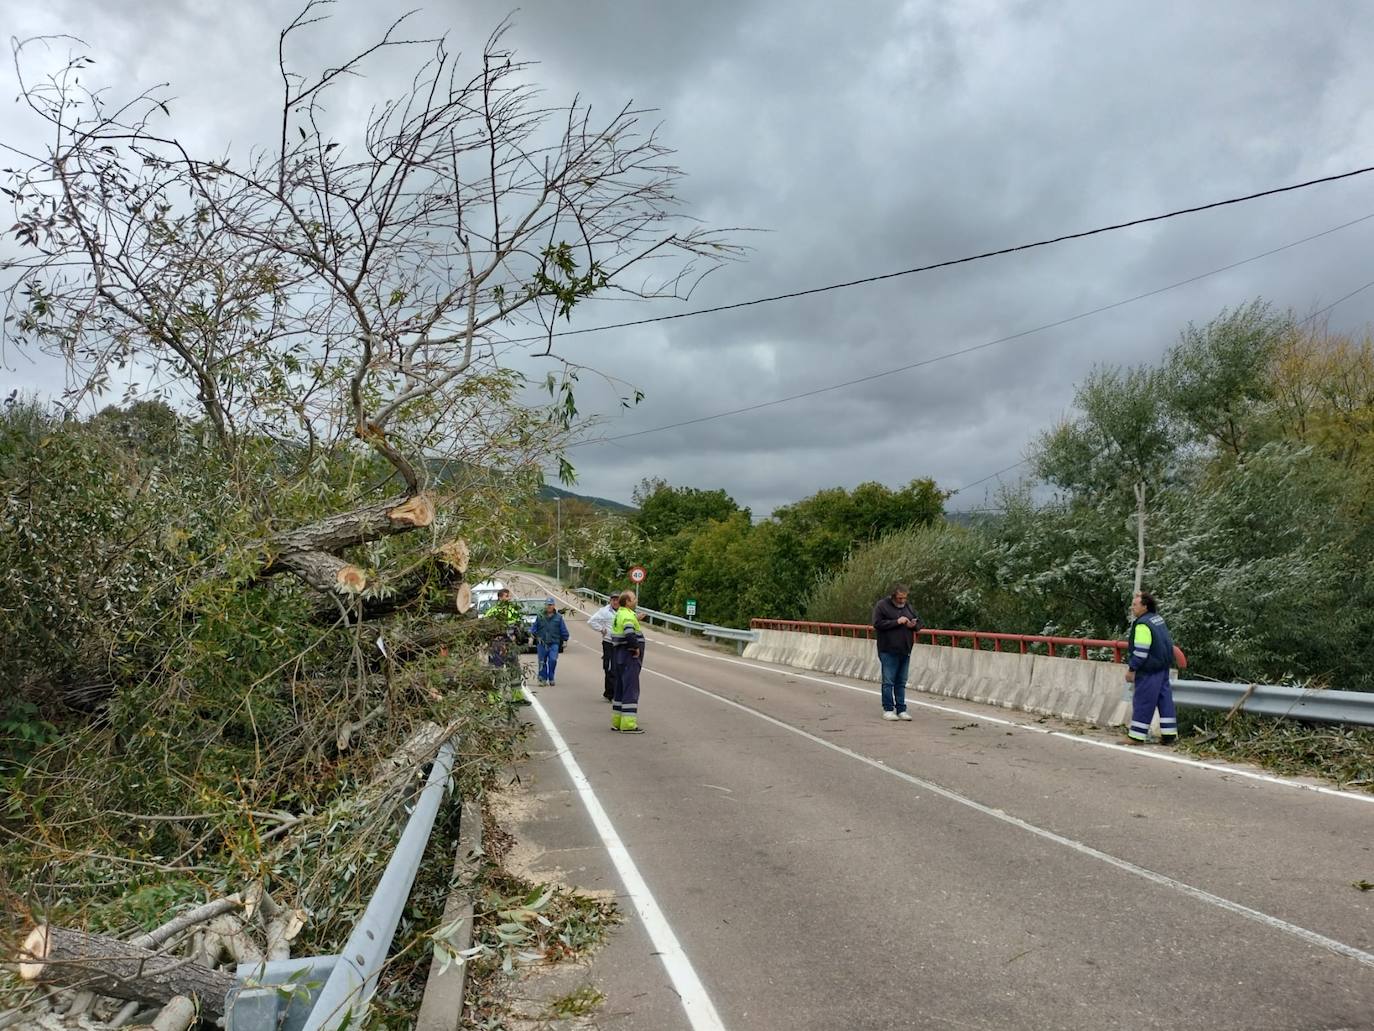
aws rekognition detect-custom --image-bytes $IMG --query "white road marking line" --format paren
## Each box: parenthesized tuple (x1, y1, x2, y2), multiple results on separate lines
(652, 639, 1374, 805)
(525, 692, 728, 1031)
(645, 666, 1374, 970)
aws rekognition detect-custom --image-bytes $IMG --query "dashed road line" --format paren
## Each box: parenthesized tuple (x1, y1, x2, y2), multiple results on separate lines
(649, 638, 1374, 805)
(644, 665, 1374, 970)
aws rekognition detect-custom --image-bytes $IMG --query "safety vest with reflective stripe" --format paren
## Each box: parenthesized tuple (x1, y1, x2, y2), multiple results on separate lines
(1128, 612, 1174, 674)
(611, 606, 643, 648)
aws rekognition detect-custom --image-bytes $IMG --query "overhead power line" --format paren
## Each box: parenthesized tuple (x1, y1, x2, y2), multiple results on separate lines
(513, 163, 1374, 346)
(569, 209, 1374, 447)
(941, 271, 1374, 500)
(947, 460, 1033, 497)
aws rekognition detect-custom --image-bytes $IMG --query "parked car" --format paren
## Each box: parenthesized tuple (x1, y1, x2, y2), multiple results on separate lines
(476, 590, 544, 652)
(513, 598, 546, 652)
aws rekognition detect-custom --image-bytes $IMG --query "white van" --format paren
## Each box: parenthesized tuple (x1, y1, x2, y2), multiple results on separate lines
(471, 579, 506, 615)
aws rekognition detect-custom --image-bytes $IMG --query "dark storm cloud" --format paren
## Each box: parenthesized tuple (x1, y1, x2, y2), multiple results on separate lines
(7, 0, 1374, 513)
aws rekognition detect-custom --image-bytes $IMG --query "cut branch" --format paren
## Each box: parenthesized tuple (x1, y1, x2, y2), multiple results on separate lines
(18, 925, 236, 1018)
(265, 493, 434, 560)
(274, 550, 369, 596)
(264, 909, 306, 961)
(203, 915, 263, 966)
(308, 538, 471, 621)
(151, 996, 197, 1031)
(129, 896, 244, 952)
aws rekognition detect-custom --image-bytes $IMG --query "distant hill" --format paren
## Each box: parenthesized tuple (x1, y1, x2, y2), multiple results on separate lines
(421, 455, 636, 515)
(539, 483, 637, 514)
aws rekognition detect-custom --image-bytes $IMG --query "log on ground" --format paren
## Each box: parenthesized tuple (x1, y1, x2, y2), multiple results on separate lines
(18, 925, 236, 1018)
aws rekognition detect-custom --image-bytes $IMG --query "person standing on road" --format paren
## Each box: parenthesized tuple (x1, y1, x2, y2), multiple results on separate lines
(533, 598, 570, 686)
(610, 590, 646, 733)
(1124, 591, 1179, 745)
(486, 588, 529, 706)
(587, 593, 622, 702)
(488, 588, 524, 641)
(872, 584, 923, 722)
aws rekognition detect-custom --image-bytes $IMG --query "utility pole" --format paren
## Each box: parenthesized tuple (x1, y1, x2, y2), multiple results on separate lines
(555, 496, 562, 584)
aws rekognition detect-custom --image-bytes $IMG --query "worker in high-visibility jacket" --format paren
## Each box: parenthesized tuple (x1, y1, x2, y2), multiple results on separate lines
(610, 590, 646, 733)
(1124, 590, 1178, 745)
(486, 589, 529, 706)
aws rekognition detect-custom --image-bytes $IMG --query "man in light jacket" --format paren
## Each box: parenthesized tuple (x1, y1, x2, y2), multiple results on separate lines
(872, 584, 923, 722)
(587, 594, 621, 702)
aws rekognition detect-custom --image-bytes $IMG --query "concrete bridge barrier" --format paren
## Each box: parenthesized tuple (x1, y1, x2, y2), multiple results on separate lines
(745, 629, 1143, 729)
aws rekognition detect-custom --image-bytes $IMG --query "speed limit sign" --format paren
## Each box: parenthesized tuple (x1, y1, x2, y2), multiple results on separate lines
(628, 565, 647, 584)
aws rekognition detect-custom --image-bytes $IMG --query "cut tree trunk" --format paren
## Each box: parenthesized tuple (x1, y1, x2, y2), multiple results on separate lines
(18, 926, 235, 1017)
(265, 493, 434, 560)
(308, 539, 471, 622)
(274, 550, 369, 597)
(260, 493, 436, 597)
(264, 909, 305, 962)
(388, 621, 483, 660)
(435, 538, 469, 575)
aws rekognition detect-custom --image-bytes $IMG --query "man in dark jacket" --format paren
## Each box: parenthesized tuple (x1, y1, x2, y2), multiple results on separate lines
(872, 584, 923, 722)
(533, 598, 571, 686)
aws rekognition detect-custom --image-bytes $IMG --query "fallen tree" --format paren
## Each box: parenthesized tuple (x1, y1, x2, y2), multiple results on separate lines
(4, 6, 737, 620)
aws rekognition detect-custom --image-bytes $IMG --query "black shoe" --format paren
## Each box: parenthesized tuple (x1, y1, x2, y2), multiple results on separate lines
(1159, 735, 1178, 746)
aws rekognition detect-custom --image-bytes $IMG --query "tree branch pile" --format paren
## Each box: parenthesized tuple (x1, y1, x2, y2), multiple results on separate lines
(4, 721, 475, 1029)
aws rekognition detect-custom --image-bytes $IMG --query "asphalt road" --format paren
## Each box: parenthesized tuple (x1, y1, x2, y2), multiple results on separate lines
(501, 582, 1374, 1031)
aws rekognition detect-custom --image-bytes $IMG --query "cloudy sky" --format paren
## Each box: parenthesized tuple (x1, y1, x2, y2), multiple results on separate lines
(6, 0, 1374, 514)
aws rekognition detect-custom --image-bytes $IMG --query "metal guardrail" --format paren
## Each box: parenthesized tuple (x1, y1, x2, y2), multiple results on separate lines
(576, 589, 758, 652)
(225, 741, 457, 1030)
(1172, 679, 1374, 726)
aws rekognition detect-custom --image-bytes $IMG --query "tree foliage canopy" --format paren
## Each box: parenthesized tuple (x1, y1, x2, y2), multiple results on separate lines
(808, 307, 1374, 690)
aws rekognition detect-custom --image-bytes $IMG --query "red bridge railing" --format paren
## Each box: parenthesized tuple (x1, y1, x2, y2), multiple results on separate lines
(749, 619, 1126, 663)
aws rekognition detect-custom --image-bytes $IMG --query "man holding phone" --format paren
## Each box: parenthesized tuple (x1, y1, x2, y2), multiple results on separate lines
(872, 584, 923, 722)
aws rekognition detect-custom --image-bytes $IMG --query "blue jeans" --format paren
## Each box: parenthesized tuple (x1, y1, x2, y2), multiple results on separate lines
(537, 641, 561, 683)
(879, 650, 910, 713)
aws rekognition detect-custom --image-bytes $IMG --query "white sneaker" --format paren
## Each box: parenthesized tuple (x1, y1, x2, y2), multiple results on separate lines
(897, 712, 913, 721)
(882, 711, 899, 721)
